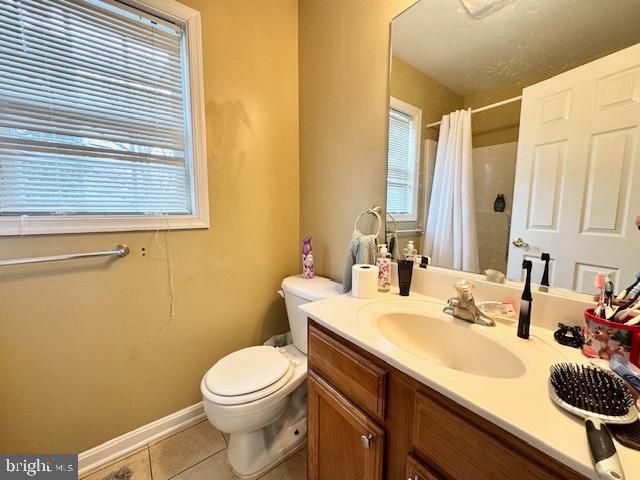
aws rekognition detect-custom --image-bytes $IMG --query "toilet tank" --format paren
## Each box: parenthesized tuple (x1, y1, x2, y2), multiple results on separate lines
(281, 275, 342, 354)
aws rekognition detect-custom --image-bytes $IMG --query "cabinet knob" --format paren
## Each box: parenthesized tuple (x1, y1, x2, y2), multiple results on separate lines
(408, 475, 420, 480)
(360, 433, 374, 449)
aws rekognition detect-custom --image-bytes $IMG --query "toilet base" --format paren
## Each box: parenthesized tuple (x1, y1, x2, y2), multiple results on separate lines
(228, 419, 307, 480)
(227, 387, 307, 478)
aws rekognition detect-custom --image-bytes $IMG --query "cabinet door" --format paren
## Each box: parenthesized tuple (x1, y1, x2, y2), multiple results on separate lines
(405, 455, 442, 480)
(308, 371, 384, 480)
(412, 391, 583, 480)
(406, 455, 442, 480)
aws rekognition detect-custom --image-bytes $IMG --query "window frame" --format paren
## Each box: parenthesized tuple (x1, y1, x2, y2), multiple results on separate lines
(0, 0, 209, 236)
(387, 96, 421, 223)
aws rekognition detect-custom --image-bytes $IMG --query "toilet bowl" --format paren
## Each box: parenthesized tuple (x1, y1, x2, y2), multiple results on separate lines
(201, 275, 342, 478)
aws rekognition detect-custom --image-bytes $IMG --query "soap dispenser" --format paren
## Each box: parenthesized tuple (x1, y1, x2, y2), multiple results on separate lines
(376, 244, 391, 292)
(403, 240, 417, 261)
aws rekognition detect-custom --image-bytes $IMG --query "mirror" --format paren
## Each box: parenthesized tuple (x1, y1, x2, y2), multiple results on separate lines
(386, 0, 640, 295)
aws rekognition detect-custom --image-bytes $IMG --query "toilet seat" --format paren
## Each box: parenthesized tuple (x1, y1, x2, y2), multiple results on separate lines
(203, 346, 294, 406)
(204, 365, 294, 405)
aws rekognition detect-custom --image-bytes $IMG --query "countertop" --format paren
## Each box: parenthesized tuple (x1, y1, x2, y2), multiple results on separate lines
(300, 290, 640, 480)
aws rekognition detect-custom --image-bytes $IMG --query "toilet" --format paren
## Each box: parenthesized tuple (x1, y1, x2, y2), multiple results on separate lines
(201, 275, 342, 478)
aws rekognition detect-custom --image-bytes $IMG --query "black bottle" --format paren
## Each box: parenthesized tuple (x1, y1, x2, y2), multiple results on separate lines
(539, 253, 551, 292)
(493, 194, 506, 212)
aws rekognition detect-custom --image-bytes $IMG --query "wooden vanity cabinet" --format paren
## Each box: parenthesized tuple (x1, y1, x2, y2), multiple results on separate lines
(307, 371, 385, 480)
(307, 319, 588, 480)
(405, 455, 441, 480)
(308, 324, 387, 421)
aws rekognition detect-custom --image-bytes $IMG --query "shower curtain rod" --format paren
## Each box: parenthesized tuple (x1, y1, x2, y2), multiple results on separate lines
(426, 95, 522, 128)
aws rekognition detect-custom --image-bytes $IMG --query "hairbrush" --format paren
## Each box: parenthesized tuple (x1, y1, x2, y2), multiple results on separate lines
(611, 421, 640, 451)
(614, 283, 640, 321)
(616, 271, 640, 301)
(549, 363, 637, 480)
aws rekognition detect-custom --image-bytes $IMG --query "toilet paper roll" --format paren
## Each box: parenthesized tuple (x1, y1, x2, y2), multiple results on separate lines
(351, 264, 379, 299)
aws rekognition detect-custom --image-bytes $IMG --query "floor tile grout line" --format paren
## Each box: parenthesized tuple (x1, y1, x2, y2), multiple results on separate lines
(165, 446, 227, 480)
(83, 431, 304, 480)
(149, 419, 208, 449)
(256, 448, 306, 480)
(147, 445, 154, 480)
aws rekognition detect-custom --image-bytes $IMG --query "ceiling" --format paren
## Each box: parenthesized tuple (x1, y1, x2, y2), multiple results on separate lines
(392, 0, 640, 96)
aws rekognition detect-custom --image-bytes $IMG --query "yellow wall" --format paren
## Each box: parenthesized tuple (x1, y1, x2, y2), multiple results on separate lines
(389, 56, 463, 248)
(390, 56, 463, 143)
(464, 84, 524, 147)
(0, 0, 299, 454)
(299, 0, 418, 281)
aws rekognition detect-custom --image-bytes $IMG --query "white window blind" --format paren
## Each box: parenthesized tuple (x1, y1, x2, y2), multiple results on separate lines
(0, 0, 193, 216)
(387, 108, 416, 216)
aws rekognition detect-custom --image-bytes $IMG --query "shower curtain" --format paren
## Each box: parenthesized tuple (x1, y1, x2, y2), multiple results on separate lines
(423, 109, 479, 273)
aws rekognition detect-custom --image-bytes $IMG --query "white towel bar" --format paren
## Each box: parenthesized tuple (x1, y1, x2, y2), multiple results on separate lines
(0, 244, 129, 267)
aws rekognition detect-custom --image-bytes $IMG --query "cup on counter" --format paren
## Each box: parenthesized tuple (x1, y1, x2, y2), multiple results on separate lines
(582, 308, 640, 367)
(397, 260, 414, 296)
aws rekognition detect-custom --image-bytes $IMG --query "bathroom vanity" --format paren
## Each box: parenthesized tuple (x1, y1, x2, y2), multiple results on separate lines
(302, 286, 640, 480)
(306, 320, 584, 480)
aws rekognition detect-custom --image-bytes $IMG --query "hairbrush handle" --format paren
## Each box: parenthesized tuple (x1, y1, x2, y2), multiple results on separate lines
(617, 271, 640, 301)
(586, 418, 625, 480)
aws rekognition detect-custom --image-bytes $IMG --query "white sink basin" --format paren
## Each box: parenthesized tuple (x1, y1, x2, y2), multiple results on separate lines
(362, 301, 526, 379)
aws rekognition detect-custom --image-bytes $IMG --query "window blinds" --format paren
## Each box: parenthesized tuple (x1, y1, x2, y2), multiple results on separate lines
(386, 108, 415, 215)
(0, 0, 192, 215)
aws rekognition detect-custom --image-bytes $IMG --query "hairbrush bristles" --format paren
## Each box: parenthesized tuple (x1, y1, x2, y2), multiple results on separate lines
(549, 364, 634, 417)
(612, 420, 640, 450)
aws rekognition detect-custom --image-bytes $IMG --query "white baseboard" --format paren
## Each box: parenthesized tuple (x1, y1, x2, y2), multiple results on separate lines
(78, 402, 205, 476)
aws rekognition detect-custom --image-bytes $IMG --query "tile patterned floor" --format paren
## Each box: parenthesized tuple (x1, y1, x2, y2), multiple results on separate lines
(80, 420, 306, 480)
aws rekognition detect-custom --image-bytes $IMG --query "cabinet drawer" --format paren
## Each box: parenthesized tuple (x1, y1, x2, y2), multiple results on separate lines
(405, 455, 442, 480)
(308, 323, 387, 419)
(412, 390, 584, 480)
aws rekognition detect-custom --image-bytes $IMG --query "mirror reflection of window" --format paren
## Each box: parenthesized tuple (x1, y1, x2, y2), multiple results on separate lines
(387, 98, 421, 223)
(387, 0, 640, 295)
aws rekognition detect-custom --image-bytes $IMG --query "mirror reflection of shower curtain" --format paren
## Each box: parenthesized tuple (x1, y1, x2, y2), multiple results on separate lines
(423, 109, 480, 273)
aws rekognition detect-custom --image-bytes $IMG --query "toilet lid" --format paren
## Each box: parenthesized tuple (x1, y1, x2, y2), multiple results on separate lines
(204, 365, 294, 406)
(204, 346, 291, 397)
(281, 275, 343, 302)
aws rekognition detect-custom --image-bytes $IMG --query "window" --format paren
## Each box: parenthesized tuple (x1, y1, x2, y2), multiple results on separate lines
(0, 0, 208, 235)
(386, 97, 421, 222)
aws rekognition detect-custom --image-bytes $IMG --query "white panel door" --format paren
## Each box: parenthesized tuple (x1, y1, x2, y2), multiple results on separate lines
(508, 43, 640, 294)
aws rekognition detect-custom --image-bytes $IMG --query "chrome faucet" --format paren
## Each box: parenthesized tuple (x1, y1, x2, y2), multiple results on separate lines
(443, 279, 496, 327)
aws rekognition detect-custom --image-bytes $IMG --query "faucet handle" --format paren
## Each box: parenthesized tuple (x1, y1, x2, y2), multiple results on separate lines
(455, 279, 474, 300)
